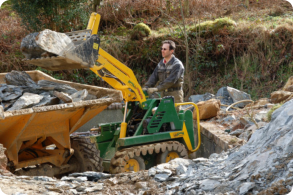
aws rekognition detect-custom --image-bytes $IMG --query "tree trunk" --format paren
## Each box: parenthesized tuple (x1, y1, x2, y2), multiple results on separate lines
(179, 0, 191, 100)
(184, 0, 189, 17)
(166, 0, 171, 14)
(160, 0, 163, 15)
(93, 0, 101, 12)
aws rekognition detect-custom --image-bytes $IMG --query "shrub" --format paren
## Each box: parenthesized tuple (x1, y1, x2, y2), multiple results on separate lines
(130, 22, 151, 41)
(191, 17, 236, 37)
(10, 0, 91, 32)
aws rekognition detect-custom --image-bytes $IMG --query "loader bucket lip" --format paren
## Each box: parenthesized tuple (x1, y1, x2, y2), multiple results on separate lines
(22, 56, 92, 71)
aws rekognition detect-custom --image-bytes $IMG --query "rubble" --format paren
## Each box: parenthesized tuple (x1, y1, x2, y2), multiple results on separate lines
(144, 99, 293, 194)
(188, 93, 215, 104)
(216, 86, 234, 106)
(0, 70, 100, 111)
(226, 86, 251, 108)
(0, 98, 292, 195)
(7, 93, 43, 111)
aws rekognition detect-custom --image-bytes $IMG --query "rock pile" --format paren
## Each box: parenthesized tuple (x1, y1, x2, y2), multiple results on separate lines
(0, 71, 97, 111)
(148, 99, 293, 194)
(0, 100, 292, 194)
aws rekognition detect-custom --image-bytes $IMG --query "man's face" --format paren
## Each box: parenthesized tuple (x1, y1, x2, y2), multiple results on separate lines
(161, 43, 173, 58)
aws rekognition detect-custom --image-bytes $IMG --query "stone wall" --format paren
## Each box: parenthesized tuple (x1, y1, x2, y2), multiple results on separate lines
(192, 121, 231, 159)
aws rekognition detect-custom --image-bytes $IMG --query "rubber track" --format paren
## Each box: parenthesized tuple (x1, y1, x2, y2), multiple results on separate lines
(109, 141, 188, 174)
(71, 136, 103, 172)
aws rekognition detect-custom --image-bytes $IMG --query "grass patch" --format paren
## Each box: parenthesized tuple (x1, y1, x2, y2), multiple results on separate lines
(190, 17, 236, 37)
(130, 22, 151, 40)
(267, 103, 283, 121)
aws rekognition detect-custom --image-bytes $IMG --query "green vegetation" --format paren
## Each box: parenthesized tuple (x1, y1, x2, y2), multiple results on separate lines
(267, 103, 283, 121)
(190, 17, 236, 37)
(130, 23, 151, 40)
(10, 0, 91, 32)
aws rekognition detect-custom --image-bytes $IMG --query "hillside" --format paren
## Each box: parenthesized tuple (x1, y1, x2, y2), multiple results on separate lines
(1, 0, 293, 100)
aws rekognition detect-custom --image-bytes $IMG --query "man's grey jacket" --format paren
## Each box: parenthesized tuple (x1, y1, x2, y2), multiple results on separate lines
(145, 55, 184, 92)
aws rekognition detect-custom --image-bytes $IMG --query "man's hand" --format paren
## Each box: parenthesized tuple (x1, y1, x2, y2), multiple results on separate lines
(147, 88, 158, 94)
(142, 87, 148, 91)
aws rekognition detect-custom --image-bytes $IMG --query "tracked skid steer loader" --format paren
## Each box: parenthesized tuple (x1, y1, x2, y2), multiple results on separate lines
(19, 13, 201, 174)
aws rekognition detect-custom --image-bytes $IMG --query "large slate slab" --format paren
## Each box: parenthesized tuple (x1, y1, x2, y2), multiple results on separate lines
(0, 84, 23, 101)
(7, 93, 43, 111)
(38, 80, 78, 95)
(5, 70, 39, 89)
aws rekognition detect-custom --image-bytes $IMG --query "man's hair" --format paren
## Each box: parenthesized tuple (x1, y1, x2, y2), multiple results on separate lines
(162, 40, 176, 51)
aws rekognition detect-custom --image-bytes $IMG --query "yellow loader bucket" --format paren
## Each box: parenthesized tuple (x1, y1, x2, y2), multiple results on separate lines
(0, 70, 122, 170)
(21, 29, 99, 71)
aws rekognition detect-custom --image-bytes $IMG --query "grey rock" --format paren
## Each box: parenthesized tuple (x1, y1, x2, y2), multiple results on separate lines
(193, 157, 209, 163)
(176, 164, 187, 175)
(227, 86, 251, 108)
(138, 191, 146, 195)
(107, 177, 118, 185)
(169, 158, 195, 167)
(84, 93, 97, 100)
(38, 80, 78, 95)
(12, 193, 28, 195)
(69, 189, 78, 195)
(181, 181, 200, 191)
(155, 173, 171, 182)
(84, 184, 103, 192)
(148, 167, 157, 176)
(55, 181, 73, 188)
(5, 70, 39, 89)
(68, 171, 112, 181)
(229, 129, 244, 137)
(33, 176, 56, 182)
(21, 32, 48, 59)
(34, 94, 59, 107)
(240, 117, 255, 126)
(76, 186, 86, 192)
(216, 87, 234, 106)
(186, 190, 197, 195)
(53, 91, 72, 103)
(222, 115, 236, 123)
(36, 29, 75, 57)
(239, 182, 255, 195)
(199, 179, 221, 191)
(15, 176, 31, 180)
(61, 176, 87, 182)
(135, 182, 148, 190)
(165, 189, 177, 195)
(70, 89, 88, 102)
(46, 186, 63, 193)
(254, 110, 268, 122)
(189, 93, 215, 104)
(0, 84, 23, 101)
(8, 93, 43, 111)
(167, 182, 180, 190)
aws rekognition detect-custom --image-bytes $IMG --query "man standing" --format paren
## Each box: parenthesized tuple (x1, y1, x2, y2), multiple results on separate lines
(144, 40, 184, 104)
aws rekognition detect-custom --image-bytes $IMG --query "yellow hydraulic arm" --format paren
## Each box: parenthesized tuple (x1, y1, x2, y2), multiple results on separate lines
(86, 13, 147, 138)
(86, 13, 146, 104)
